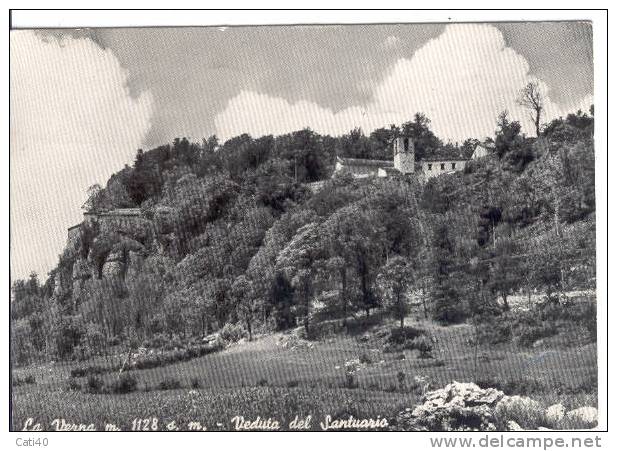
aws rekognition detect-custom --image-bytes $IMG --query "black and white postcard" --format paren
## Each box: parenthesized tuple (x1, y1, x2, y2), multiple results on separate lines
(8, 9, 608, 440)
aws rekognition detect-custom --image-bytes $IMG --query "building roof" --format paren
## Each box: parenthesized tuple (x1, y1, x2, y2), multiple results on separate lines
(379, 166, 400, 175)
(84, 207, 142, 217)
(103, 208, 142, 216)
(69, 207, 144, 232)
(470, 142, 495, 159)
(337, 156, 394, 168)
(421, 147, 471, 162)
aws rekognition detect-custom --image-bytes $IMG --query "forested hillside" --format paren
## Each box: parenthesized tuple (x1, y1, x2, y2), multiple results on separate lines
(11, 108, 595, 365)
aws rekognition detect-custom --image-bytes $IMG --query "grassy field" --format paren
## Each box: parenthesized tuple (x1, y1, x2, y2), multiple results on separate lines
(12, 315, 597, 431)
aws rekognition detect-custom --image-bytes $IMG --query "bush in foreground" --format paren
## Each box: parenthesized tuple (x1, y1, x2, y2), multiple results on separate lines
(219, 323, 247, 343)
(110, 373, 138, 394)
(86, 375, 105, 394)
(158, 377, 182, 391)
(384, 327, 432, 356)
(70, 365, 109, 378)
(516, 322, 558, 348)
(387, 326, 426, 343)
(494, 395, 547, 430)
(12, 374, 36, 387)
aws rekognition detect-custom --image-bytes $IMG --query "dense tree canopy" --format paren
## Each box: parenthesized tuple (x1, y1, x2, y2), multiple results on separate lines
(11, 105, 596, 363)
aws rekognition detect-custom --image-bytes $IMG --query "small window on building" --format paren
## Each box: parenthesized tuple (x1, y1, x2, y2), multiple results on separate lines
(440, 163, 445, 170)
(451, 162, 456, 169)
(427, 163, 432, 171)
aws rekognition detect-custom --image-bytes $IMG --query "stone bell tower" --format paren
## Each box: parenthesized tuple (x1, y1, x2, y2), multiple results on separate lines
(393, 136, 415, 174)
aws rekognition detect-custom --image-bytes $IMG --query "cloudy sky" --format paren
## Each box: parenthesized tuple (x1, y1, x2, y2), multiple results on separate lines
(10, 22, 593, 280)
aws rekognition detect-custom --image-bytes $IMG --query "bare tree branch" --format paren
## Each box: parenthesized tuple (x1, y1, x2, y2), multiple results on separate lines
(517, 81, 544, 137)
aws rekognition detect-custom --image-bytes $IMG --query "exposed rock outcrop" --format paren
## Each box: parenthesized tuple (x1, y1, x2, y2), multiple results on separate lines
(566, 407, 598, 428)
(545, 403, 566, 426)
(101, 250, 124, 279)
(394, 382, 505, 431)
(125, 250, 144, 282)
(506, 420, 523, 431)
(55, 210, 156, 300)
(71, 257, 91, 298)
(53, 267, 72, 298)
(393, 382, 598, 431)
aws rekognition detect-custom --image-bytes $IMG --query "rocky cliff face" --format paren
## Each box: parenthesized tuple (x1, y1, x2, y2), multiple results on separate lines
(51, 210, 160, 303)
(71, 256, 92, 298)
(100, 249, 145, 280)
(52, 265, 73, 298)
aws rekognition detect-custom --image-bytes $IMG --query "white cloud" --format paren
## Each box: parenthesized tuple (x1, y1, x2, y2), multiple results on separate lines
(215, 90, 391, 140)
(10, 31, 153, 279)
(215, 24, 592, 142)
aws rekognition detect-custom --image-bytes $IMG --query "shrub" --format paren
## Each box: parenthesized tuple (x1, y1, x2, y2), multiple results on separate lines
(408, 375, 431, 396)
(219, 323, 247, 343)
(495, 395, 546, 429)
(516, 322, 558, 348)
(384, 327, 432, 356)
(567, 373, 598, 394)
(12, 375, 36, 387)
(417, 358, 445, 368)
(490, 301, 596, 348)
(433, 301, 468, 325)
(110, 373, 138, 394)
(163, 336, 185, 351)
(476, 315, 513, 345)
(410, 336, 433, 358)
(397, 371, 406, 391)
(172, 349, 189, 362)
(387, 326, 426, 344)
(54, 315, 86, 360)
(344, 372, 358, 389)
(86, 375, 104, 393)
(476, 377, 547, 396)
(70, 365, 108, 378)
(133, 354, 162, 370)
(191, 378, 201, 389)
(209, 335, 227, 351)
(158, 377, 182, 390)
(70, 367, 87, 378)
(358, 351, 373, 364)
(205, 341, 222, 354)
(367, 381, 380, 390)
(67, 379, 81, 391)
(343, 310, 387, 335)
(145, 333, 168, 349)
(129, 336, 141, 349)
(256, 377, 269, 387)
(128, 342, 222, 371)
(83, 322, 106, 355)
(580, 303, 597, 342)
(71, 344, 93, 361)
(286, 380, 300, 388)
(107, 336, 122, 347)
(186, 347, 199, 359)
(540, 301, 596, 342)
